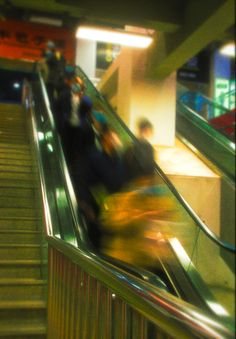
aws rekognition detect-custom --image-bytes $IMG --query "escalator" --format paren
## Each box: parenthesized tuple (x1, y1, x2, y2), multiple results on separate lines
(0, 58, 235, 338)
(72, 67, 235, 323)
(177, 90, 235, 181)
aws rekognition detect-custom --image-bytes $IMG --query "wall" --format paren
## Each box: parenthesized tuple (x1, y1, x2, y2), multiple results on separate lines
(129, 73, 176, 146)
(98, 47, 177, 146)
(75, 39, 97, 79)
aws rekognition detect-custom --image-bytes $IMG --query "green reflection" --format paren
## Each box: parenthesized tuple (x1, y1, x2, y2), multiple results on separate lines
(47, 143, 53, 152)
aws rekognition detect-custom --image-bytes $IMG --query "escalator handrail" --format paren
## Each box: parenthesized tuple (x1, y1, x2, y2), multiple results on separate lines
(177, 101, 235, 152)
(26, 75, 235, 339)
(179, 90, 230, 112)
(75, 65, 236, 254)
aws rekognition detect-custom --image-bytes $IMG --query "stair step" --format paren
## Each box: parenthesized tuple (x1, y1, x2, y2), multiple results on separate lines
(0, 217, 40, 230)
(0, 108, 23, 115)
(0, 300, 46, 309)
(0, 134, 26, 139)
(0, 230, 41, 244)
(0, 300, 46, 327)
(0, 135, 28, 145)
(0, 322, 46, 338)
(0, 244, 42, 260)
(0, 178, 38, 189)
(0, 164, 35, 174)
(0, 158, 32, 166)
(0, 124, 25, 130)
(0, 259, 44, 279)
(0, 187, 35, 198)
(0, 171, 35, 181)
(0, 150, 31, 160)
(0, 279, 46, 301)
(0, 207, 41, 219)
(0, 151, 31, 160)
(0, 197, 38, 209)
(0, 142, 30, 152)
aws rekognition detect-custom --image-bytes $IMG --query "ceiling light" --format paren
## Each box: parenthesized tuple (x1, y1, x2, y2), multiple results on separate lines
(76, 26, 153, 48)
(219, 43, 235, 57)
(29, 16, 63, 27)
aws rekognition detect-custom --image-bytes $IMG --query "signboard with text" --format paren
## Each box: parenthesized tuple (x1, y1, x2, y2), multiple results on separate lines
(0, 19, 75, 63)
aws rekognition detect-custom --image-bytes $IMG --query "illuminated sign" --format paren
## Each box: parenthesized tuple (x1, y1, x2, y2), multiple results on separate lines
(0, 20, 75, 62)
(214, 78, 230, 116)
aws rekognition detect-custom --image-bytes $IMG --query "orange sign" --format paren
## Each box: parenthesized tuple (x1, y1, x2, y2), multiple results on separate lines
(0, 19, 75, 63)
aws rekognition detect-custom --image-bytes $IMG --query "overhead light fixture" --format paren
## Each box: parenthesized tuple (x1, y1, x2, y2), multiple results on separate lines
(29, 16, 63, 27)
(76, 26, 153, 48)
(219, 43, 235, 57)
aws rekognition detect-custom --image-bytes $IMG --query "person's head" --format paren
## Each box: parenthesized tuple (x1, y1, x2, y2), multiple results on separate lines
(43, 40, 56, 60)
(100, 126, 121, 155)
(46, 40, 56, 51)
(63, 65, 75, 85)
(74, 76, 85, 96)
(78, 95, 93, 118)
(137, 118, 153, 140)
(71, 81, 82, 96)
(92, 111, 107, 132)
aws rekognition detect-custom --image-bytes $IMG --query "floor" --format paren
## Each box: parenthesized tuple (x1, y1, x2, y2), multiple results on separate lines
(154, 138, 218, 178)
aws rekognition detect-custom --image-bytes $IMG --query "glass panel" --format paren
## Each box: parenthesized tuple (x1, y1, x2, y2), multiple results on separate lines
(176, 102, 235, 180)
(74, 67, 235, 324)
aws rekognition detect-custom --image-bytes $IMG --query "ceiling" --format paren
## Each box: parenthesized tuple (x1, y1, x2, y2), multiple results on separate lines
(0, 0, 235, 78)
(0, 0, 189, 32)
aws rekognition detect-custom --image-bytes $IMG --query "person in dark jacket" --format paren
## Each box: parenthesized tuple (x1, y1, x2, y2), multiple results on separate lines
(88, 125, 125, 193)
(123, 118, 155, 181)
(54, 74, 84, 165)
(44, 40, 66, 104)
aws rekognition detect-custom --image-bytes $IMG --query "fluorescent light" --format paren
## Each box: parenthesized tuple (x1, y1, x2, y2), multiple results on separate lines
(219, 43, 235, 57)
(76, 26, 153, 48)
(29, 16, 62, 27)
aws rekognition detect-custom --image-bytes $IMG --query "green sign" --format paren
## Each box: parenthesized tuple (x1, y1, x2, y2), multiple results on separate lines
(214, 78, 230, 116)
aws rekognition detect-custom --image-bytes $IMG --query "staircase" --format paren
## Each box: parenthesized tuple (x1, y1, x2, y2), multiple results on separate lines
(0, 103, 47, 338)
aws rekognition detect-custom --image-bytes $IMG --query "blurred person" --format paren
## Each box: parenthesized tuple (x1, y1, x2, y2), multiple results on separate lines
(92, 111, 107, 134)
(54, 74, 84, 165)
(88, 125, 125, 194)
(137, 117, 154, 141)
(70, 96, 105, 248)
(43, 40, 66, 104)
(91, 111, 108, 150)
(123, 117, 155, 181)
(98, 177, 182, 271)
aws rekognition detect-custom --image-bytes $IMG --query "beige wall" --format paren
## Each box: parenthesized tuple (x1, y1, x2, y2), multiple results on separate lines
(75, 39, 97, 79)
(98, 47, 177, 146)
(129, 73, 176, 146)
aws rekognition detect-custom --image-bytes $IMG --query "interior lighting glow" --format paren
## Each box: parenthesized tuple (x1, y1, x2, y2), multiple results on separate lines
(47, 143, 53, 153)
(13, 82, 20, 89)
(37, 131, 44, 141)
(76, 26, 153, 48)
(219, 43, 235, 57)
(206, 301, 229, 316)
(29, 16, 62, 27)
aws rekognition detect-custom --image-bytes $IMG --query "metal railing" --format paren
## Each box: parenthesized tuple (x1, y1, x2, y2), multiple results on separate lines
(21, 66, 235, 338)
